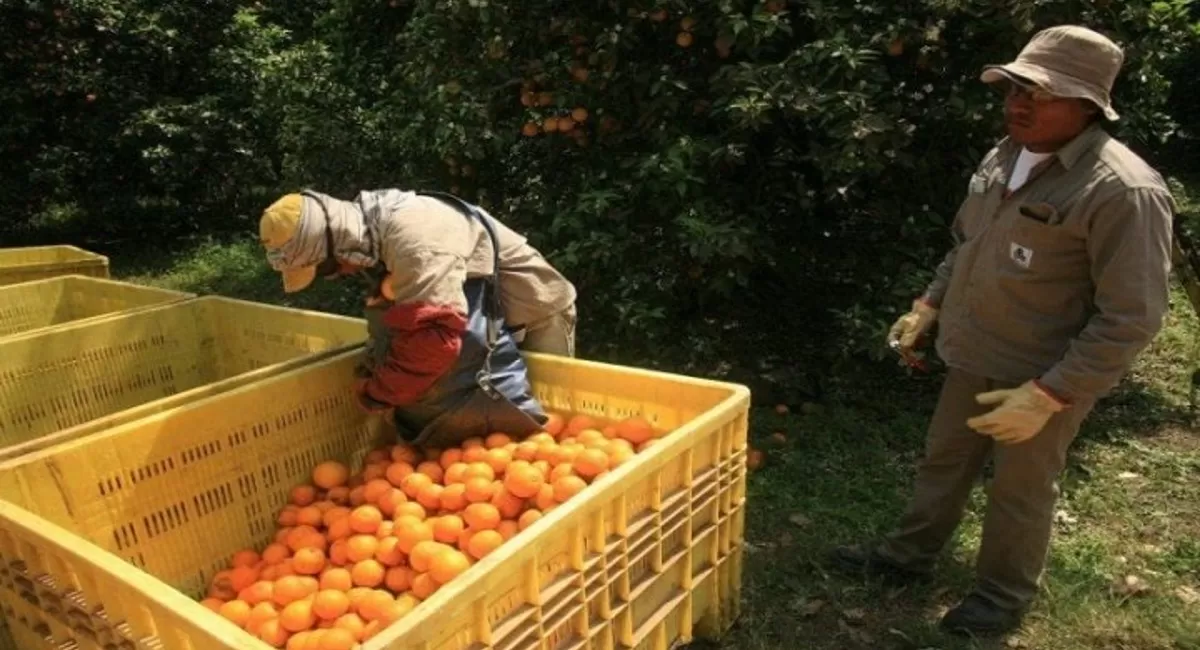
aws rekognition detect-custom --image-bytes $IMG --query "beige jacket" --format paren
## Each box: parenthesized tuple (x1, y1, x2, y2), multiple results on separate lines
(363, 190, 577, 328)
(923, 123, 1176, 404)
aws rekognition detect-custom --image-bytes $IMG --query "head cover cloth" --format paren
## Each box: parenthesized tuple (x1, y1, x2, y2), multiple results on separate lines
(259, 190, 383, 292)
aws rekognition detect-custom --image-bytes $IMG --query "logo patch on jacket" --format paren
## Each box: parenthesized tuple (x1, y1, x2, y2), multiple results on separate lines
(1010, 242, 1033, 268)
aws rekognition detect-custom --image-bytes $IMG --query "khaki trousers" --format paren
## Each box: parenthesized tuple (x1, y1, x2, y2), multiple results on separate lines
(877, 368, 1095, 610)
(515, 304, 577, 357)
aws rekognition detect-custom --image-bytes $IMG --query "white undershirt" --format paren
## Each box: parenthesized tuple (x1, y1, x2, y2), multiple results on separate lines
(1008, 149, 1056, 195)
(1008, 148, 1053, 193)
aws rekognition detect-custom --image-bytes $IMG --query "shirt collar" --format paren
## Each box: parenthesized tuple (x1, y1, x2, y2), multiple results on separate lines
(1055, 121, 1107, 170)
(994, 121, 1106, 173)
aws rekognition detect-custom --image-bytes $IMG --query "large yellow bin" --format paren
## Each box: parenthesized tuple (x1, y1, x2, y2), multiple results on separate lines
(0, 349, 750, 650)
(0, 245, 110, 286)
(0, 295, 367, 463)
(0, 275, 194, 341)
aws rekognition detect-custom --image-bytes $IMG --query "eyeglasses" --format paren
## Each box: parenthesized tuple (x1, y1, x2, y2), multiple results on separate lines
(1005, 81, 1059, 103)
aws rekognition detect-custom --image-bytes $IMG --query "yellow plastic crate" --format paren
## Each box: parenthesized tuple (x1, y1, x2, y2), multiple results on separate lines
(0, 350, 750, 650)
(0, 275, 195, 341)
(0, 245, 110, 286)
(0, 295, 368, 464)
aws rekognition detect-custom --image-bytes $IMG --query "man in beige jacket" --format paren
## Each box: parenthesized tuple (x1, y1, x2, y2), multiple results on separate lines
(831, 25, 1176, 636)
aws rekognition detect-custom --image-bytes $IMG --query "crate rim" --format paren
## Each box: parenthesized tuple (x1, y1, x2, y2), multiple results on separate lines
(0, 293, 364, 345)
(0, 244, 109, 266)
(0, 274, 197, 342)
(0, 501, 266, 649)
(0, 348, 750, 650)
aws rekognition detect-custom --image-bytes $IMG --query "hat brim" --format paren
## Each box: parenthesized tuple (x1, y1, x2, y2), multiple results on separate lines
(281, 266, 317, 293)
(981, 63, 1119, 121)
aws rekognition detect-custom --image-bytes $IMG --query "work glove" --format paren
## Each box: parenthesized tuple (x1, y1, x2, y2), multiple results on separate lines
(966, 380, 1065, 444)
(888, 299, 938, 350)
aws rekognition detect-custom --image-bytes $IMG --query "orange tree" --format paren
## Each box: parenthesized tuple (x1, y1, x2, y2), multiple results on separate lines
(287, 0, 1196, 374)
(3, 0, 1195, 380)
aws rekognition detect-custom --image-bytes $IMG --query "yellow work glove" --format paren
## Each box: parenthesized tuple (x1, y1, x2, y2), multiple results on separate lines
(887, 299, 939, 351)
(966, 381, 1065, 444)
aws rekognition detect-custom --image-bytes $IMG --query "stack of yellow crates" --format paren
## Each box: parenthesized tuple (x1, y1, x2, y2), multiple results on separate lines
(0, 244, 751, 650)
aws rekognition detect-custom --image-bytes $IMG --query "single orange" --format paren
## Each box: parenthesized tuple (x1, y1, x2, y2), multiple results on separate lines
(318, 627, 357, 650)
(574, 448, 610, 479)
(542, 413, 565, 437)
(463, 476, 496, 504)
(463, 503, 501, 531)
(416, 461, 445, 484)
(219, 599, 252, 627)
(485, 432, 513, 449)
(443, 462, 469, 485)
(385, 565, 414, 593)
(312, 462, 350, 490)
(429, 548, 472, 585)
(311, 589, 351, 621)
(390, 444, 423, 465)
(345, 535, 379, 564)
(462, 462, 495, 482)
(376, 489, 407, 518)
(375, 536, 405, 567)
(394, 501, 427, 521)
(319, 568, 353, 592)
(504, 461, 545, 498)
(484, 448, 512, 475)
(497, 520, 519, 541)
(518, 509, 542, 531)
(410, 573, 440, 600)
(416, 483, 444, 511)
(553, 475, 588, 503)
(439, 483, 468, 512)
(356, 589, 396, 622)
(257, 618, 290, 647)
(232, 549, 261, 569)
(490, 486, 526, 520)
(432, 515, 466, 544)
(466, 530, 504, 561)
(326, 486, 350, 506)
(385, 461, 414, 487)
(394, 519, 435, 554)
(351, 559, 386, 588)
(616, 416, 657, 445)
(262, 543, 291, 565)
(400, 473, 433, 500)
(279, 599, 316, 633)
(292, 548, 326, 576)
(348, 505, 383, 535)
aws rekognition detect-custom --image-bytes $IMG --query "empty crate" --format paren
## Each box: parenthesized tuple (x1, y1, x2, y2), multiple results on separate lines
(0, 296, 368, 463)
(0, 275, 194, 341)
(0, 246, 110, 287)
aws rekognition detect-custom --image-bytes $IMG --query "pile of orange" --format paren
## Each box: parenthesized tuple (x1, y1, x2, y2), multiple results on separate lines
(199, 412, 660, 649)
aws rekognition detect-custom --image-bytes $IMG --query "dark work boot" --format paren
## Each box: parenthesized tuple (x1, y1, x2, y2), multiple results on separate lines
(827, 543, 933, 585)
(939, 594, 1025, 637)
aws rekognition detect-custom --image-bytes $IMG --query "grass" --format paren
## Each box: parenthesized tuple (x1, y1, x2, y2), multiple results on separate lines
(715, 282, 1200, 650)
(99, 185, 1200, 650)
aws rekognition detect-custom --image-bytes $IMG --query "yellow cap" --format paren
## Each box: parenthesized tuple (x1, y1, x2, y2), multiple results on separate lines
(259, 193, 317, 293)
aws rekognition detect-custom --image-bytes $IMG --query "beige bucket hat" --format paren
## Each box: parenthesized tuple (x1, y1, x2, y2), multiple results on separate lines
(981, 25, 1124, 121)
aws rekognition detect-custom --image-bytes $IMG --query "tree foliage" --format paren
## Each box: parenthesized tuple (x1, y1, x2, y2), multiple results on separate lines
(2, 0, 1197, 379)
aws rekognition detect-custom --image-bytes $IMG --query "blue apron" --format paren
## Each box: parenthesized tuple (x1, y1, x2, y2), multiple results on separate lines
(354, 191, 548, 448)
